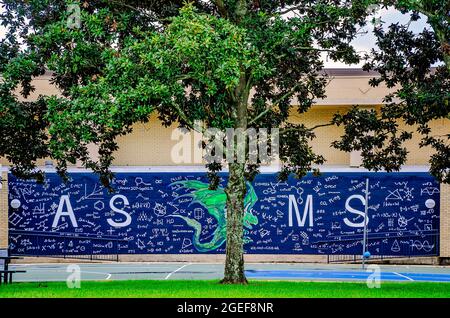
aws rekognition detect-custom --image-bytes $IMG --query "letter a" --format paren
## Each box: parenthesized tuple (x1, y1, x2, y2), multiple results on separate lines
(53, 195, 78, 228)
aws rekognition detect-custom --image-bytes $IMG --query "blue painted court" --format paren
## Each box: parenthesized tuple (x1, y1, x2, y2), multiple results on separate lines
(8, 262, 450, 283)
(245, 269, 450, 282)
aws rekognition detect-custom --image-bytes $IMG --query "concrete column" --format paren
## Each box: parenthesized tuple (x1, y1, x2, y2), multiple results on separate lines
(350, 150, 363, 167)
(0, 171, 9, 249)
(440, 183, 450, 258)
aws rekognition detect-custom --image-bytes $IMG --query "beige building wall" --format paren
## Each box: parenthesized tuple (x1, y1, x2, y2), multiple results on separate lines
(284, 106, 351, 166)
(401, 118, 449, 166)
(1, 70, 446, 167)
(1, 112, 446, 168)
(112, 106, 448, 167)
(441, 183, 450, 258)
(114, 115, 183, 166)
(113, 106, 353, 166)
(1, 70, 449, 261)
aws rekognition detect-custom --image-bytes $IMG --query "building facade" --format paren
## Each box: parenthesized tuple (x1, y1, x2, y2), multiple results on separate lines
(1, 69, 449, 263)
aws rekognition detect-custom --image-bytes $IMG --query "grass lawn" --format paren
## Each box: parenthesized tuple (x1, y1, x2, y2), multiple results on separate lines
(0, 280, 449, 298)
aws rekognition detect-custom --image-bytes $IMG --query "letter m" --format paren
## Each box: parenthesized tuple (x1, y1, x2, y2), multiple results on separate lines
(288, 195, 314, 227)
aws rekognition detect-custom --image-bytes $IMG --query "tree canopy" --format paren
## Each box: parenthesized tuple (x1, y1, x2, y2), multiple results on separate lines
(0, 0, 374, 185)
(1, 0, 448, 283)
(333, 0, 449, 183)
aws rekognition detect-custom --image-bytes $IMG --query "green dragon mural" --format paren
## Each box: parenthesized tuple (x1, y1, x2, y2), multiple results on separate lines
(170, 180, 258, 252)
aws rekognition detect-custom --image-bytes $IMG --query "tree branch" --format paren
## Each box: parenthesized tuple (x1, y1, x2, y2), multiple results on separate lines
(276, 5, 308, 16)
(309, 122, 335, 130)
(248, 83, 303, 126)
(170, 102, 203, 133)
(280, 122, 335, 135)
(213, 0, 228, 18)
(108, 0, 167, 23)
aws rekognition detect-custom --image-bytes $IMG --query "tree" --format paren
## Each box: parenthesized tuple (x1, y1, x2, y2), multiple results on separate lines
(333, 0, 449, 183)
(2, 0, 383, 284)
(1, 0, 185, 182)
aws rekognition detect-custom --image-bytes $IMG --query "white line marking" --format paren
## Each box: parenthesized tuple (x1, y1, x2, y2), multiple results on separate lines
(165, 263, 191, 280)
(14, 268, 112, 280)
(82, 270, 112, 280)
(393, 272, 414, 281)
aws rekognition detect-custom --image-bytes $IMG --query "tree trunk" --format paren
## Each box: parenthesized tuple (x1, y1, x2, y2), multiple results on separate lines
(221, 162, 248, 284)
(221, 73, 250, 284)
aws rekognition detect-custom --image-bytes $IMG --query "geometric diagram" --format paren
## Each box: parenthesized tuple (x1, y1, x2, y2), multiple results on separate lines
(135, 177, 151, 187)
(385, 186, 414, 202)
(82, 183, 104, 200)
(295, 187, 305, 205)
(287, 186, 305, 205)
(421, 187, 439, 196)
(182, 238, 192, 249)
(402, 186, 414, 201)
(137, 238, 146, 250)
(36, 220, 49, 231)
(386, 189, 403, 201)
(259, 229, 270, 238)
(94, 200, 105, 211)
(391, 240, 401, 253)
(194, 208, 203, 220)
(279, 186, 304, 204)
(411, 240, 435, 252)
(398, 215, 413, 228)
(263, 188, 276, 195)
(300, 231, 309, 245)
(425, 199, 436, 209)
(32, 203, 45, 215)
(10, 199, 21, 209)
(9, 212, 23, 226)
(153, 203, 167, 217)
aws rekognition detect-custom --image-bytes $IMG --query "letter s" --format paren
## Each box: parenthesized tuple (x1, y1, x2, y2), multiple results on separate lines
(107, 195, 131, 228)
(344, 194, 368, 228)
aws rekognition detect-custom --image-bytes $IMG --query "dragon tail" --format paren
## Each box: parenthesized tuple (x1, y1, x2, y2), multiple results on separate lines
(171, 215, 225, 252)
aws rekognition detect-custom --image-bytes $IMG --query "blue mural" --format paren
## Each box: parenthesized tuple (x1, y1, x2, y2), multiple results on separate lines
(7, 172, 440, 256)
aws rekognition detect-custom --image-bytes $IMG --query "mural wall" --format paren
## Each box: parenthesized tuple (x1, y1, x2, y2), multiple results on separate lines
(8, 172, 440, 256)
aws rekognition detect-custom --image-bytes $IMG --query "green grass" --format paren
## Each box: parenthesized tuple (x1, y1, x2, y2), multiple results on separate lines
(1, 280, 449, 298)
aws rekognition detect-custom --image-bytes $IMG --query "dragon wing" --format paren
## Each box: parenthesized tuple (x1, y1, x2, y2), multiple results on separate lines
(244, 182, 258, 211)
(171, 180, 227, 223)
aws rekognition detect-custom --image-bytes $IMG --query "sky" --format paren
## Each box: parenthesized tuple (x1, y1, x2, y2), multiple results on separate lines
(327, 7, 430, 68)
(0, 6, 430, 68)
